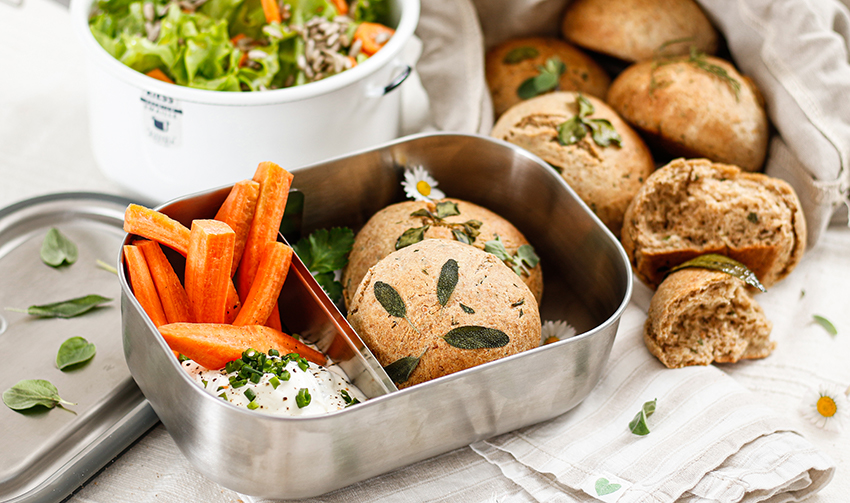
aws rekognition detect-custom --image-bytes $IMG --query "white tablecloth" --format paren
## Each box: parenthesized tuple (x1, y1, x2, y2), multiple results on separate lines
(1, 0, 848, 501)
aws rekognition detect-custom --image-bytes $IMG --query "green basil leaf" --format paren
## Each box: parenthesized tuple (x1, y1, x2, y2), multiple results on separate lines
(434, 201, 460, 219)
(557, 116, 588, 146)
(460, 303, 475, 314)
(452, 229, 472, 245)
(629, 399, 657, 435)
(295, 388, 311, 408)
(516, 244, 540, 269)
(395, 225, 429, 250)
(374, 281, 406, 318)
(577, 94, 595, 118)
(669, 254, 766, 292)
(442, 326, 510, 349)
(293, 227, 354, 274)
(56, 336, 97, 370)
(437, 259, 459, 307)
(503, 46, 539, 64)
(586, 118, 623, 147)
(40, 228, 79, 267)
(383, 354, 422, 385)
(314, 271, 343, 304)
(484, 236, 511, 262)
(10, 294, 113, 319)
(813, 315, 838, 336)
(2, 379, 76, 412)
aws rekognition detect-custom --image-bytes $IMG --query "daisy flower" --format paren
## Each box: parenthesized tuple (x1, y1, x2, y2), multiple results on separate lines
(541, 320, 577, 345)
(401, 166, 445, 201)
(800, 384, 849, 432)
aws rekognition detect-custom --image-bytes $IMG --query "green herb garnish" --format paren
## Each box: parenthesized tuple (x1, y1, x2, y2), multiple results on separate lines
(460, 303, 475, 314)
(813, 315, 838, 336)
(442, 326, 510, 349)
(651, 44, 741, 100)
(56, 336, 96, 370)
(340, 389, 360, 407)
(402, 204, 481, 246)
(503, 46, 539, 64)
(296, 388, 311, 408)
(629, 399, 657, 435)
(484, 236, 540, 277)
(557, 94, 622, 148)
(395, 224, 430, 250)
(269, 376, 281, 389)
(247, 401, 260, 410)
(669, 254, 766, 292)
(3, 379, 76, 413)
(373, 281, 419, 333)
(244, 388, 257, 402)
(517, 57, 566, 99)
(437, 259, 459, 307)
(40, 228, 78, 267)
(383, 351, 426, 386)
(294, 227, 355, 303)
(6, 294, 112, 318)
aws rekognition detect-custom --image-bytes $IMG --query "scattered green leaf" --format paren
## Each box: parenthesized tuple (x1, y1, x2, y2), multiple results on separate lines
(557, 95, 621, 148)
(6, 294, 112, 318)
(442, 326, 510, 349)
(56, 336, 97, 370)
(294, 227, 355, 274)
(484, 236, 539, 277)
(340, 389, 360, 406)
(40, 228, 78, 267)
(452, 229, 472, 244)
(383, 351, 426, 385)
(395, 225, 430, 250)
(3, 379, 76, 413)
(437, 259, 459, 307)
(503, 46, 539, 64)
(557, 116, 587, 145)
(629, 399, 657, 435)
(434, 201, 460, 219)
(460, 303, 475, 314)
(517, 57, 566, 99)
(651, 45, 740, 100)
(669, 254, 766, 292)
(813, 315, 838, 336)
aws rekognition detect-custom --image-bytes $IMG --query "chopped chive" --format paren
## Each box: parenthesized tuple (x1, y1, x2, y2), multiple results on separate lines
(296, 388, 311, 408)
(247, 401, 259, 410)
(218, 392, 227, 400)
(268, 348, 280, 357)
(269, 376, 281, 389)
(249, 373, 261, 384)
(279, 370, 291, 381)
(244, 388, 257, 402)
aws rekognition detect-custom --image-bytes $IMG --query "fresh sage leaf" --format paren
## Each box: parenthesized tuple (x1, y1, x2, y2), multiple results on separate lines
(409, 208, 434, 219)
(586, 118, 623, 147)
(374, 281, 406, 318)
(628, 399, 657, 436)
(395, 225, 429, 250)
(437, 259, 459, 307)
(484, 236, 511, 262)
(557, 116, 588, 146)
(293, 227, 355, 274)
(443, 326, 510, 349)
(452, 229, 472, 244)
(434, 201, 460, 219)
(314, 271, 343, 304)
(813, 315, 838, 336)
(7, 294, 112, 318)
(40, 228, 78, 267)
(669, 254, 766, 292)
(56, 336, 97, 370)
(383, 353, 423, 385)
(3, 379, 76, 412)
(503, 46, 539, 64)
(460, 303, 475, 314)
(577, 93, 594, 118)
(516, 244, 540, 269)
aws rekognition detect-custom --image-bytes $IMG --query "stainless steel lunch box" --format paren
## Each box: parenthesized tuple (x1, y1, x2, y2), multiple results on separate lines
(119, 132, 632, 499)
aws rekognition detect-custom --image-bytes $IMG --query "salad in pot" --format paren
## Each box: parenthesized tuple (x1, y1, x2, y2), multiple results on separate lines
(87, 0, 395, 91)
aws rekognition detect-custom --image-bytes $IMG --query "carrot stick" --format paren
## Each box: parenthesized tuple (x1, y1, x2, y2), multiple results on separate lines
(236, 162, 293, 301)
(159, 323, 327, 369)
(124, 245, 169, 328)
(261, 0, 282, 24)
(137, 240, 193, 324)
(353, 22, 395, 56)
(330, 0, 348, 15)
(265, 300, 282, 331)
(145, 68, 174, 84)
(214, 179, 260, 276)
(185, 220, 235, 324)
(233, 243, 293, 326)
(225, 285, 241, 324)
(124, 204, 190, 256)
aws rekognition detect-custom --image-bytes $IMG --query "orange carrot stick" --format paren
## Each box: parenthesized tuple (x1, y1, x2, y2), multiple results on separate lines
(159, 323, 327, 369)
(353, 22, 395, 56)
(145, 68, 175, 84)
(214, 179, 260, 276)
(124, 245, 169, 328)
(185, 220, 235, 324)
(330, 0, 348, 15)
(233, 243, 293, 326)
(124, 204, 190, 256)
(265, 300, 282, 331)
(261, 0, 282, 24)
(137, 240, 193, 324)
(236, 162, 293, 301)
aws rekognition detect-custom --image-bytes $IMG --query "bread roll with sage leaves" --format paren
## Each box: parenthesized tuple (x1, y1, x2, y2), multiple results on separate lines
(622, 158, 806, 290)
(607, 55, 768, 171)
(644, 268, 774, 368)
(486, 37, 611, 118)
(342, 198, 543, 308)
(491, 92, 654, 236)
(347, 239, 541, 388)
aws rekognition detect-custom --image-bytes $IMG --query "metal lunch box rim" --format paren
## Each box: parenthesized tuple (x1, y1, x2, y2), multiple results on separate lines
(118, 131, 634, 423)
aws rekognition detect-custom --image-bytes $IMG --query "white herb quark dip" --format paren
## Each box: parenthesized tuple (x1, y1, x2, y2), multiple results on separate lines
(181, 358, 366, 416)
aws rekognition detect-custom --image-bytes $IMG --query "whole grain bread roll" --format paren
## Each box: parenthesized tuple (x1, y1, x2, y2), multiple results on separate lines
(348, 239, 541, 388)
(561, 0, 718, 63)
(645, 268, 774, 368)
(486, 37, 611, 118)
(342, 198, 543, 308)
(491, 92, 654, 236)
(607, 56, 768, 172)
(622, 158, 806, 289)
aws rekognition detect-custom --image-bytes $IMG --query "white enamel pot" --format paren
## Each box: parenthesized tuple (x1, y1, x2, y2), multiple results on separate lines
(71, 0, 420, 203)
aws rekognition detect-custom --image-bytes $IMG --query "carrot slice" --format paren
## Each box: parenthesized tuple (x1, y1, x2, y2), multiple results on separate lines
(214, 179, 260, 276)
(159, 323, 327, 369)
(137, 240, 193, 324)
(330, 0, 348, 15)
(261, 0, 282, 24)
(353, 22, 395, 56)
(265, 300, 282, 330)
(233, 242, 293, 326)
(145, 68, 175, 84)
(124, 245, 169, 328)
(124, 204, 190, 256)
(236, 162, 293, 301)
(185, 220, 235, 324)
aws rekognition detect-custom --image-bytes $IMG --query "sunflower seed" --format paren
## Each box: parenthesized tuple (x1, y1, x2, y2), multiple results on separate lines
(350, 39, 362, 58)
(143, 2, 155, 21)
(375, 32, 390, 44)
(248, 50, 267, 61)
